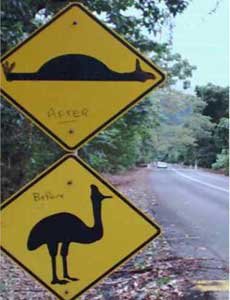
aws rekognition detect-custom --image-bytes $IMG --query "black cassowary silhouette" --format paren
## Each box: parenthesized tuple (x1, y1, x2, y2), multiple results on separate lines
(3, 54, 155, 82)
(27, 184, 112, 285)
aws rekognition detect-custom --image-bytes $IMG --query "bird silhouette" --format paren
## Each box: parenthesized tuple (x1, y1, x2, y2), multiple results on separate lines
(27, 184, 112, 285)
(3, 54, 155, 82)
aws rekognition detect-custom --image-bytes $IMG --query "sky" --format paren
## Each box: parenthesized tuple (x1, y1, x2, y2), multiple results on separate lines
(172, 0, 229, 90)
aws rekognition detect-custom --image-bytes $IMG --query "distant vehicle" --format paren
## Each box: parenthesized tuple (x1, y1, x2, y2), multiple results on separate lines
(157, 161, 168, 168)
(136, 162, 148, 168)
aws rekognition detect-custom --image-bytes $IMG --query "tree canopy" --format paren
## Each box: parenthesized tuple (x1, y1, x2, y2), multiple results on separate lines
(195, 84, 229, 173)
(5, 0, 228, 202)
(1, 0, 191, 53)
(1, 0, 194, 199)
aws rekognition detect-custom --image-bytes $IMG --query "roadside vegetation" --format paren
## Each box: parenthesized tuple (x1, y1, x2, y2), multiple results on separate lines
(81, 85, 229, 174)
(1, 0, 229, 201)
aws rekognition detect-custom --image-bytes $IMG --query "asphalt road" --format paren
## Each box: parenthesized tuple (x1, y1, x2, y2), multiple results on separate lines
(147, 166, 229, 279)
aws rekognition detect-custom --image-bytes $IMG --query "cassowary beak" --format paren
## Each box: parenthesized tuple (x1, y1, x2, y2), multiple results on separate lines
(90, 184, 113, 200)
(103, 195, 112, 199)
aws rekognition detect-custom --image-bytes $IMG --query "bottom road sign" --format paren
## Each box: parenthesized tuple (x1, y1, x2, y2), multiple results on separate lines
(0, 155, 161, 300)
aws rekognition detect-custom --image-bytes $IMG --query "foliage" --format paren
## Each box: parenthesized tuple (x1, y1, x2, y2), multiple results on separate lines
(214, 117, 229, 151)
(195, 83, 229, 123)
(195, 84, 229, 172)
(212, 149, 229, 175)
(211, 117, 229, 175)
(147, 88, 213, 165)
(1, 99, 64, 200)
(1, 0, 191, 53)
(1, 0, 195, 200)
(1, 0, 195, 87)
(80, 97, 161, 172)
(153, 51, 196, 88)
(81, 86, 222, 172)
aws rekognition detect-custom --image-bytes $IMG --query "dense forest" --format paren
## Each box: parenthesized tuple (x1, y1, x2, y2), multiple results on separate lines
(1, 0, 229, 201)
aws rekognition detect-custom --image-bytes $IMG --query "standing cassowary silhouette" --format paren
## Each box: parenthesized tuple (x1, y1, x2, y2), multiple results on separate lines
(3, 54, 155, 82)
(27, 184, 112, 285)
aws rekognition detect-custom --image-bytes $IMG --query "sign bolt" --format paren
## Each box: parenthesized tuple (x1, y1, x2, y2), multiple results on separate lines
(72, 21, 78, 26)
(67, 180, 73, 186)
(69, 129, 75, 134)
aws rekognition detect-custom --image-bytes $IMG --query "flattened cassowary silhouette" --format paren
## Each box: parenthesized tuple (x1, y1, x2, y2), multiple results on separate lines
(3, 54, 155, 82)
(27, 184, 112, 285)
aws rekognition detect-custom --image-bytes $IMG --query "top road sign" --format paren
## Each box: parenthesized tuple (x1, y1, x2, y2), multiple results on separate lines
(1, 3, 165, 151)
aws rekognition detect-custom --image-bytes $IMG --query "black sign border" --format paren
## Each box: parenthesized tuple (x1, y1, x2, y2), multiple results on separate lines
(1, 154, 161, 300)
(1, 3, 166, 151)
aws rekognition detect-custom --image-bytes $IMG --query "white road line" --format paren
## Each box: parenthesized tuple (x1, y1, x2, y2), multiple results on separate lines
(194, 280, 230, 292)
(172, 169, 229, 193)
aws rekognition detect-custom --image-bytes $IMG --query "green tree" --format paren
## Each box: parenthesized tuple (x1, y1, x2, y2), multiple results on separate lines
(1, 98, 64, 200)
(196, 84, 229, 123)
(1, 0, 195, 199)
(195, 84, 229, 172)
(211, 117, 229, 175)
(1, 0, 192, 53)
(212, 149, 229, 175)
(150, 88, 213, 165)
(80, 96, 161, 172)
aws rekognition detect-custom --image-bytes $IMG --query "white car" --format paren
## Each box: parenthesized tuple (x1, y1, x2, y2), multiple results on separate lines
(157, 161, 168, 168)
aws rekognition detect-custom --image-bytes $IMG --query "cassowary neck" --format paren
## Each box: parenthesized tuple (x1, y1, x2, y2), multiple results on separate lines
(92, 200, 103, 237)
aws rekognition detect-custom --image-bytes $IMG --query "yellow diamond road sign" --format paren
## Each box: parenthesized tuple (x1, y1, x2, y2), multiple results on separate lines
(1, 155, 160, 300)
(0, 3, 165, 151)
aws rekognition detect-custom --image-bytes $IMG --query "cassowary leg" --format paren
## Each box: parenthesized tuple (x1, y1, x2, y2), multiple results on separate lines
(47, 243, 68, 285)
(61, 242, 78, 281)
